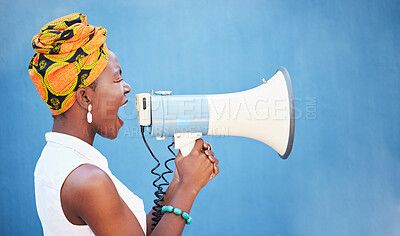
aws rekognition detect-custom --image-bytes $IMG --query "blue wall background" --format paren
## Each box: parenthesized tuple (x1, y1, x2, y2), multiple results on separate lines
(1, 0, 399, 235)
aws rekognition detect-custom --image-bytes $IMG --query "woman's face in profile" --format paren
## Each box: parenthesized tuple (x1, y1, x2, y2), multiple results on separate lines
(89, 50, 131, 139)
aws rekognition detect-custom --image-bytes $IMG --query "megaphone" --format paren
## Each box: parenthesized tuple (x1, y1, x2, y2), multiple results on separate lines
(135, 67, 295, 159)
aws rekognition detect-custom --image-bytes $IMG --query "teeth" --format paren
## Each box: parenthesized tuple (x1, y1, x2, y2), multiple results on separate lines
(122, 103, 127, 107)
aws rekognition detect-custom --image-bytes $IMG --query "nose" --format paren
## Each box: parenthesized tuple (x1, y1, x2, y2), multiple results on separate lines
(122, 80, 131, 94)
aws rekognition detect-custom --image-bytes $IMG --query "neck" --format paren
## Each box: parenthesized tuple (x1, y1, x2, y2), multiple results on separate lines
(52, 105, 96, 145)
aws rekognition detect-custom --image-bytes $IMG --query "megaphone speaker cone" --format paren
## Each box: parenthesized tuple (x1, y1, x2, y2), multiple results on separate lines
(206, 67, 294, 159)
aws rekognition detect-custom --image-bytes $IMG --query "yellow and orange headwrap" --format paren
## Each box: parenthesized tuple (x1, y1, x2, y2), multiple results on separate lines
(28, 13, 109, 115)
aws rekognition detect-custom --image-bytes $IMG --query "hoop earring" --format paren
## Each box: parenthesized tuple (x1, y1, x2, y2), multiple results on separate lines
(87, 104, 93, 123)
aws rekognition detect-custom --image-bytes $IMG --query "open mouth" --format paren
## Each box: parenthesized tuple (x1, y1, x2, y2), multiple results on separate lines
(118, 115, 124, 126)
(118, 99, 128, 126)
(121, 99, 128, 107)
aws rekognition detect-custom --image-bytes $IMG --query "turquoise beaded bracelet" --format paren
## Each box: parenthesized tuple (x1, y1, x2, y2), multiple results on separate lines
(161, 205, 192, 225)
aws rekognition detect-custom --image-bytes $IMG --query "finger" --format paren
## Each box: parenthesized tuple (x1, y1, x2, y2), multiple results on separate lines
(213, 163, 219, 176)
(210, 164, 219, 180)
(204, 150, 214, 157)
(204, 150, 214, 162)
(206, 155, 219, 165)
(191, 139, 205, 155)
(196, 150, 208, 161)
(202, 142, 212, 150)
(175, 150, 184, 163)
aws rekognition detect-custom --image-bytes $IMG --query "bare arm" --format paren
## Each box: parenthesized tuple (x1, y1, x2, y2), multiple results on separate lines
(60, 139, 219, 236)
(61, 164, 146, 235)
(146, 143, 219, 235)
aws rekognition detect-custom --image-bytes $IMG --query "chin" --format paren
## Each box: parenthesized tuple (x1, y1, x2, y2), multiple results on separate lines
(98, 126, 121, 140)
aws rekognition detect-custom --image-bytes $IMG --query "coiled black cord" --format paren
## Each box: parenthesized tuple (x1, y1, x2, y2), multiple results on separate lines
(140, 126, 176, 229)
(159, 143, 177, 193)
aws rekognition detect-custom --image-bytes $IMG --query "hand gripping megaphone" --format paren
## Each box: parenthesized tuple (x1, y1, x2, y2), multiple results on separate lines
(135, 67, 295, 159)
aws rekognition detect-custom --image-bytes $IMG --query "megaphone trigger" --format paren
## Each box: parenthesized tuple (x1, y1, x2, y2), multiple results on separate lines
(174, 132, 203, 157)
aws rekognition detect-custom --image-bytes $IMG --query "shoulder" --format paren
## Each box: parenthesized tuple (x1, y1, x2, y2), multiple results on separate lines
(65, 164, 113, 189)
(61, 164, 144, 235)
(62, 163, 119, 204)
(61, 164, 121, 223)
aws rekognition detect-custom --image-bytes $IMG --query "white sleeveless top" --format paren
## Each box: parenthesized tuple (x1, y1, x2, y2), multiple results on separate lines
(34, 132, 147, 235)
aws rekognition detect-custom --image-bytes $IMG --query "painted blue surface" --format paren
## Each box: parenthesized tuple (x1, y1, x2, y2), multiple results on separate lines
(1, 0, 399, 235)
(150, 95, 209, 137)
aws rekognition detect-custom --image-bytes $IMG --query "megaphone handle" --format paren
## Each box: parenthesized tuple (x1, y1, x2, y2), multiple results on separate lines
(174, 133, 203, 157)
(179, 143, 195, 157)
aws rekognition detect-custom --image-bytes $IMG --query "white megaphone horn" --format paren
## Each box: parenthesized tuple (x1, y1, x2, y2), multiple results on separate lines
(135, 67, 295, 159)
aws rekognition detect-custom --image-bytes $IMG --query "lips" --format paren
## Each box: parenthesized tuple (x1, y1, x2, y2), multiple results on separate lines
(118, 116, 124, 126)
(117, 98, 128, 126)
(121, 98, 128, 107)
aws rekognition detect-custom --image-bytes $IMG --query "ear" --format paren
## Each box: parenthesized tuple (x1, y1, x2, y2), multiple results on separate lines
(75, 87, 94, 110)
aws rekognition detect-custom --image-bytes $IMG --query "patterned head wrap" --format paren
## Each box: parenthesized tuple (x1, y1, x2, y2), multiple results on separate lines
(28, 13, 109, 115)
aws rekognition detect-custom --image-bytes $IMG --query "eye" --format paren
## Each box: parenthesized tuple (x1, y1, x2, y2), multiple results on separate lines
(114, 78, 123, 83)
